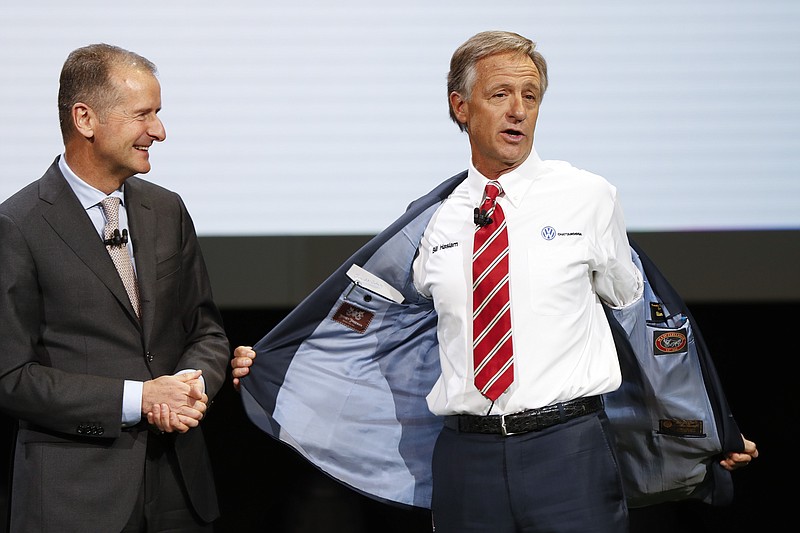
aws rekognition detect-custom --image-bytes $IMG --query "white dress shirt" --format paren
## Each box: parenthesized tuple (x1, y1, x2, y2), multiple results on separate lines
(413, 149, 643, 416)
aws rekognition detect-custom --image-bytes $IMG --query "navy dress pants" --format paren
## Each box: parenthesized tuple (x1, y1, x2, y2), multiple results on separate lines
(431, 410, 628, 533)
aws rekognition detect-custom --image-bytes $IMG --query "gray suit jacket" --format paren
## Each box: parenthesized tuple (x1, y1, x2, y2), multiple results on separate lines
(0, 158, 230, 532)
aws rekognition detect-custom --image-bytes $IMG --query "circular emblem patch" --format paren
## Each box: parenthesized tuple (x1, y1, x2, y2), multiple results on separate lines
(541, 226, 556, 240)
(654, 331, 687, 353)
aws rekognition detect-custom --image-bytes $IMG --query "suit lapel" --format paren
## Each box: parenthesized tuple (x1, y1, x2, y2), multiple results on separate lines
(39, 164, 141, 326)
(124, 178, 156, 347)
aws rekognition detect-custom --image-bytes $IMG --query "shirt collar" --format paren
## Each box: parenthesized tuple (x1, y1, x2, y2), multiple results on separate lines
(466, 148, 543, 209)
(58, 154, 125, 210)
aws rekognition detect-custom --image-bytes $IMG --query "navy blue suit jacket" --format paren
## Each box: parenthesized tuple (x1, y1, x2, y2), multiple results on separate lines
(240, 170, 743, 510)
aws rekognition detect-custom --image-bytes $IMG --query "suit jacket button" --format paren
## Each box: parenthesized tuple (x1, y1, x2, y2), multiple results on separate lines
(146, 352, 154, 362)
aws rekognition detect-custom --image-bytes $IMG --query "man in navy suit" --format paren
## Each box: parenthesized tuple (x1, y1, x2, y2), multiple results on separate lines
(0, 44, 229, 532)
(231, 31, 758, 533)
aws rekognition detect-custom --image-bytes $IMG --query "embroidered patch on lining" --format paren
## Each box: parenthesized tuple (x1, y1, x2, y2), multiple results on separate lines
(649, 302, 665, 321)
(652, 328, 688, 355)
(332, 302, 374, 333)
(659, 419, 705, 437)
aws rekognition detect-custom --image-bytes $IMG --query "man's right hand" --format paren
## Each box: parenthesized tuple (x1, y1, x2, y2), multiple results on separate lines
(231, 345, 256, 392)
(142, 371, 207, 433)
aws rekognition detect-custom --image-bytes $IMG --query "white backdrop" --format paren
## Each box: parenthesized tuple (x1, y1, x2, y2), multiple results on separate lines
(1, 0, 798, 235)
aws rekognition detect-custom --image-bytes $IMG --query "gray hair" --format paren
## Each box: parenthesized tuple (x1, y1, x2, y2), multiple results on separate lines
(58, 43, 158, 141)
(447, 30, 548, 132)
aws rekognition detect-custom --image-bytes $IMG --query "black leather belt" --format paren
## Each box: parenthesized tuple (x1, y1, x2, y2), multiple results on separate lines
(443, 396, 603, 436)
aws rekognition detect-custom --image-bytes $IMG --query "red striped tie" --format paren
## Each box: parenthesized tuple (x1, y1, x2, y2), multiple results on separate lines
(472, 180, 513, 401)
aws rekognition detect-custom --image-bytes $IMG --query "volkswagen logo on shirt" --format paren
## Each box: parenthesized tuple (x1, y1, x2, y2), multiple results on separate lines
(541, 226, 557, 240)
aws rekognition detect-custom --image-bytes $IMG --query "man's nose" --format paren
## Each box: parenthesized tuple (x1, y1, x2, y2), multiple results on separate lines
(149, 116, 166, 142)
(507, 95, 526, 122)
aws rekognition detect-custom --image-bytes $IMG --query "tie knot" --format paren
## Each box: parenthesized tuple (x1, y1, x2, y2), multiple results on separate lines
(100, 197, 121, 224)
(484, 180, 503, 202)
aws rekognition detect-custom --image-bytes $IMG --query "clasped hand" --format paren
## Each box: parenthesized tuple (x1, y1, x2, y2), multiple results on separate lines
(142, 370, 208, 433)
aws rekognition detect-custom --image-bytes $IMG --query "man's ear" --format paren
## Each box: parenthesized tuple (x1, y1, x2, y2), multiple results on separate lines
(449, 91, 468, 127)
(72, 102, 96, 139)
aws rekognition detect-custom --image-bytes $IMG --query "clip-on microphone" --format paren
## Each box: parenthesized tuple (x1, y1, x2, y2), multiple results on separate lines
(474, 207, 492, 227)
(104, 228, 129, 247)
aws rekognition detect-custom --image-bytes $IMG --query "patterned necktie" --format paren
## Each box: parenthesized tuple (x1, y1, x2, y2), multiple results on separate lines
(472, 180, 514, 401)
(100, 197, 140, 318)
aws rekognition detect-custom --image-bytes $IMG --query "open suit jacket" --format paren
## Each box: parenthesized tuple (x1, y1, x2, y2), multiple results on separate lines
(0, 157, 230, 532)
(240, 169, 745, 512)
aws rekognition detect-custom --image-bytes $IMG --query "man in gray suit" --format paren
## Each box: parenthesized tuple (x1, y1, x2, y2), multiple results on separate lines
(0, 44, 230, 532)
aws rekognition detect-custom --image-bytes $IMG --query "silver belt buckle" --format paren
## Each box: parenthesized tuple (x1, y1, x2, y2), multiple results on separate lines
(500, 413, 521, 437)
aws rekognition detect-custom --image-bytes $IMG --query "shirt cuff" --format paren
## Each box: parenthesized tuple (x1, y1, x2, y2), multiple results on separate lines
(122, 379, 144, 427)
